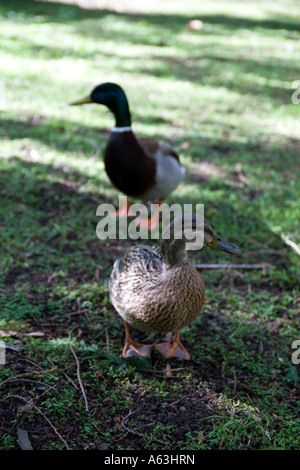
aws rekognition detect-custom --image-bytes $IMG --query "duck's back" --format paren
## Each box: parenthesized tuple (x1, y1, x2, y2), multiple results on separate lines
(109, 245, 163, 298)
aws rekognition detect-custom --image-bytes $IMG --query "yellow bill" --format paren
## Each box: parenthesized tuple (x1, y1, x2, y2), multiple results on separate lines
(69, 95, 92, 106)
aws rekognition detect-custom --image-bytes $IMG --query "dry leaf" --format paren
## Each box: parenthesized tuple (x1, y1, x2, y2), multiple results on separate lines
(0, 329, 19, 337)
(187, 19, 204, 30)
(180, 141, 190, 150)
(164, 362, 173, 378)
(25, 331, 45, 337)
(0, 330, 44, 338)
(198, 431, 205, 444)
(114, 416, 122, 428)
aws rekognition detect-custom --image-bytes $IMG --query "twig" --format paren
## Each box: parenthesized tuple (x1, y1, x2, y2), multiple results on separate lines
(1, 378, 55, 389)
(234, 163, 253, 189)
(164, 393, 219, 407)
(105, 329, 110, 351)
(141, 366, 192, 375)
(219, 434, 225, 450)
(66, 308, 90, 316)
(11, 394, 69, 450)
(283, 235, 300, 256)
(0, 330, 44, 338)
(193, 263, 276, 269)
(233, 368, 237, 392)
(163, 396, 188, 408)
(59, 368, 79, 391)
(121, 406, 169, 445)
(59, 404, 105, 435)
(69, 338, 89, 412)
(121, 406, 147, 438)
(0, 366, 57, 387)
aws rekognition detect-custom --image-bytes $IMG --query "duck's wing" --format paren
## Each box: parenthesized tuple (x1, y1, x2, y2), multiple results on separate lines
(109, 245, 163, 316)
(111, 245, 162, 281)
(138, 137, 180, 162)
(137, 138, 185, 202)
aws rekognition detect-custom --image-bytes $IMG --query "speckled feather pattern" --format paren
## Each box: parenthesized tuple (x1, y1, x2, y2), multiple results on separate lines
(109, 245, 205, 333)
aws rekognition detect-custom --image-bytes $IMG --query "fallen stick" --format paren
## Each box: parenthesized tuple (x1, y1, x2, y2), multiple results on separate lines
(193, 263, 276, 270)
(283, 235, 300, 256)
(70, 338, 89, 412)
(11, 395, 69, 450)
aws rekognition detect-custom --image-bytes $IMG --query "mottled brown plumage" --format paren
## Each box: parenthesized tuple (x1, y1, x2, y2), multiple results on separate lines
(110, 245, 205, 334)
(109, 214, 240, 359)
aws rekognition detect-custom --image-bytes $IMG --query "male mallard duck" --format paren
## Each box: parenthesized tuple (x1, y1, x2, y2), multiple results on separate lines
(109, 214, 240, 360)
(70, 82, 185, 228)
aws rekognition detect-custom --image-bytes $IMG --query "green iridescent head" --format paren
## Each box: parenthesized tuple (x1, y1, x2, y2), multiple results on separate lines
(70, 82, 131, 127)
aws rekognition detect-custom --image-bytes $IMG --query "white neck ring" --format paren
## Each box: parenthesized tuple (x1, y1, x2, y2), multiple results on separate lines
(111, 126, 132, 133)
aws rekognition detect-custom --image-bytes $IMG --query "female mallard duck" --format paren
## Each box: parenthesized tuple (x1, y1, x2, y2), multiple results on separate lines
(109, 214, 240, 360)
(70, 82, 185, 228)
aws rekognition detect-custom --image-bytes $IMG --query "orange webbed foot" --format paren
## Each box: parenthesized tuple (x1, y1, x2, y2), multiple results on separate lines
(122, 320, 152, 358)
(155, 331, 191, 360)
(122, 341, 152, 358)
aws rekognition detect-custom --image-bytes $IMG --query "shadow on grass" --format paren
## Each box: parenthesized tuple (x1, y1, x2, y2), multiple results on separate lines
(2, 0, 300, 103)
(0, 156, 119, 284)
(0, 152, 296, 287)
(3, 0, 300, 32)
(0, 113, 173, 155)
(1, 0, 299, 450)
(2, 111, 300, 171)
(136, 54, 298, 103)
(0, 155, 298, 449)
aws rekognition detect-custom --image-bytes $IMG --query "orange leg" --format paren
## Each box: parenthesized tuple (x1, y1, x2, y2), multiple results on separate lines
(155, 330, 191, 360)
(134, 200, 163, 231)
(114, 196, 130, 217)
(122, 321, 152, 358)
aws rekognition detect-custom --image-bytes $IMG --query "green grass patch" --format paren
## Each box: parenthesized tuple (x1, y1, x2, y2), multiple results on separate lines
(0, 0, 299, 451)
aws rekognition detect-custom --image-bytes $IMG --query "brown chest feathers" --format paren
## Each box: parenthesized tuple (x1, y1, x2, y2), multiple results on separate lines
(110, 263, 205, 334)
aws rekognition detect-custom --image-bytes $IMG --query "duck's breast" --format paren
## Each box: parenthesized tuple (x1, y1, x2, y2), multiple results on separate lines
(104, 131, 156, 198)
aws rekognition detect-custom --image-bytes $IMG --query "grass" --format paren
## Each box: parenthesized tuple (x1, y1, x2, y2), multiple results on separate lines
(0, 0, 300, 450)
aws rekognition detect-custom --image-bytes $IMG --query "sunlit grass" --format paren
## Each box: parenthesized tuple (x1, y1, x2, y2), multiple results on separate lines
(0, 0, 299, 451)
